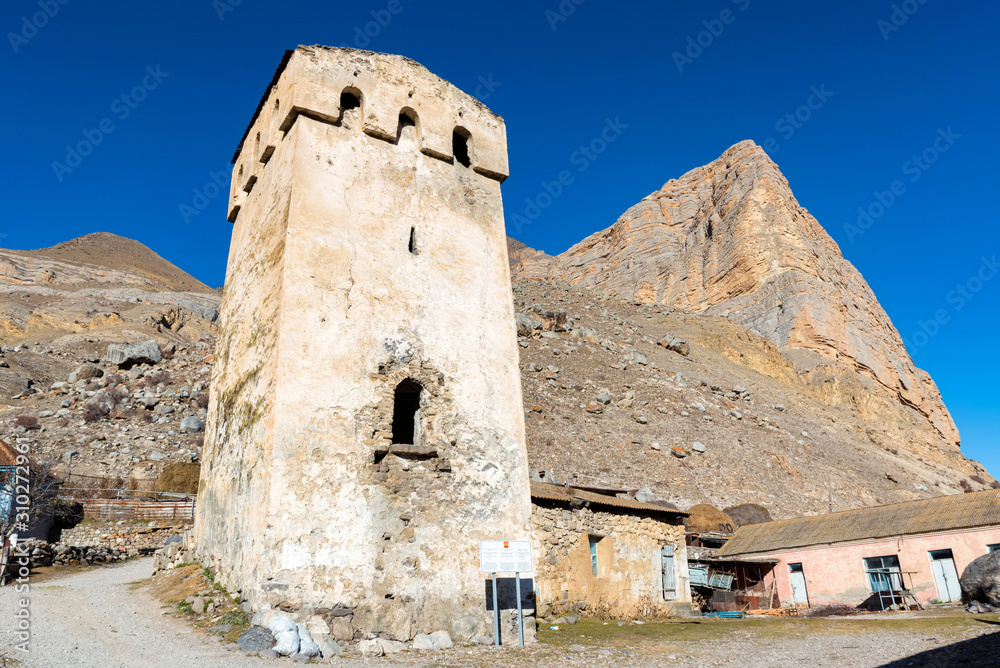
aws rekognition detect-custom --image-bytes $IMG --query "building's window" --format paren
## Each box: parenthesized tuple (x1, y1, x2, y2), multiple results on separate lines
(589, 536, 601, 577)
(391, 379, 422, 445)
(988, 544, 1000, 553)
(453, 128, 471, 167)
(864, 555, 902, 592)
(408, 226, 417, 254)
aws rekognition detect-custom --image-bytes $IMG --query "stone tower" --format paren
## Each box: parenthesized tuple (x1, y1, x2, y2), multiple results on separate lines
(195, 45, 532, 641)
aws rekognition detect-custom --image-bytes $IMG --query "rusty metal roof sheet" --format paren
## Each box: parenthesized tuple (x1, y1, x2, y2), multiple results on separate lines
(717, 490, 1000, 557)
(530, 481, 687, 517)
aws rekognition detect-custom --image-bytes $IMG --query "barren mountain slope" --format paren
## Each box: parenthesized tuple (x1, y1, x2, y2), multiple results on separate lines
(0, 234, 219, 346)
(0, 233, 220, 398)
(513, 280, 992, 518)
(22, 232, 213, 293)
(510, 141, 957, 453)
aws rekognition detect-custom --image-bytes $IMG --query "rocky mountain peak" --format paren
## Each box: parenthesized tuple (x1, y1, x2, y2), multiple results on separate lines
(510, 141, 959, 449)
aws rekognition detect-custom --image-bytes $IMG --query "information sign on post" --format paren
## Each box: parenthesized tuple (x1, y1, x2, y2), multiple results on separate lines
(479, 540, 533, 574)
(480, 540, 534, 649)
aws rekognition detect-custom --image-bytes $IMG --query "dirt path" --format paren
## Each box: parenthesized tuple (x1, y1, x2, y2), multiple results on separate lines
(0, 558, 279, 668)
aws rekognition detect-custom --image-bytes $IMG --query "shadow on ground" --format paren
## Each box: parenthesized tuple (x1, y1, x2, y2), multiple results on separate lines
(879, 621, 1000, 667)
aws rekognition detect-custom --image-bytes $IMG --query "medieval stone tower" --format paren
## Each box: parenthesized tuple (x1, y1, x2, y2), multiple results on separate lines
(194, 45, 532, 641)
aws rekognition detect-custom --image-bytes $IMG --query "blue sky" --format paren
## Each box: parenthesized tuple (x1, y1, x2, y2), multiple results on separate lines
(2, 1, 997, 475)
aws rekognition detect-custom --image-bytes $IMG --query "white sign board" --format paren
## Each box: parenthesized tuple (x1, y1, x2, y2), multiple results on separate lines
(480, 540, 533, 574)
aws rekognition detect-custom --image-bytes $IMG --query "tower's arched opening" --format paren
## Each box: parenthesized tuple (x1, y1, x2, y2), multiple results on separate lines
(339, 88, 363, 127)
(391, 378, 423, 445)
(397, 107, 419, 144)
(453, 127, 472, 167)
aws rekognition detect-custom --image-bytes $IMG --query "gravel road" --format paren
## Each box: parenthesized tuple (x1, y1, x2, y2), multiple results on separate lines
(2, 558, 999, 667)
(0, 558, 278, 668)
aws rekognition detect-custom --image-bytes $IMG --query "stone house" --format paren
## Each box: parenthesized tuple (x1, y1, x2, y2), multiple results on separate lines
(716, 490, 1000, 609)
(195, 45, 532, 643)
(530, 481, 693, 618)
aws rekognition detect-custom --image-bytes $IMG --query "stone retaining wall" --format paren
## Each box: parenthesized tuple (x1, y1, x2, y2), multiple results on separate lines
(59, 520, 189, 551)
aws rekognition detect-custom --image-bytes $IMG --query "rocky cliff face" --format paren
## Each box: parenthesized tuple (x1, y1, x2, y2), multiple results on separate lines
(510, 141, 959, 450)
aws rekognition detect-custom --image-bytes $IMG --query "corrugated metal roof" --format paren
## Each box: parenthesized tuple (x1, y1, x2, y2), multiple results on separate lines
(530, 481, 575, 502)
(530, 481, 687, 517)
(717, 490, 1000, 557)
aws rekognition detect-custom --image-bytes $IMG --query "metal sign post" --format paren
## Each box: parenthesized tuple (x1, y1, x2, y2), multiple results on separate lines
(491, 572, 500, 647)
(480, 540, 534, 648)
(515, 571, 524, 647)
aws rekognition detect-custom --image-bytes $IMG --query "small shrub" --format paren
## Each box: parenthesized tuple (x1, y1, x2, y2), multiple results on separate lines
(960, 479, 973, 493)
(83, 400, 110, 423)
(14, 414, 38, 429)
(991, 481, 1000, 490)
(196, 394, 210, 409)
(220, 608, 247, 626)
(105, 373, 125, 387)
(971, 474, 986, 485)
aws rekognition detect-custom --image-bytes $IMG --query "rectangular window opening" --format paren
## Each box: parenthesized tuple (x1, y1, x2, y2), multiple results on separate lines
(589, 536, 601, 577)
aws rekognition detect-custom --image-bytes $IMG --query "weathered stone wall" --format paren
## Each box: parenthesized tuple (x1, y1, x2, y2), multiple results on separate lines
(193, 75, 295, 604)
(197, 46, 532, 642)
(60, 520, 186, 551)
(531, 503, 691, 618)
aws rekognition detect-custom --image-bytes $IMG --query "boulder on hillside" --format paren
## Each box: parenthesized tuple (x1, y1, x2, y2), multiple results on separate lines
(961, 551, 1000, 607)
(180, 416, 205, 433)
(68, 364, 103, 383)
(684, 504, 736, 534)
(724, 503, 773, 527)
(106, 340, 162, 369)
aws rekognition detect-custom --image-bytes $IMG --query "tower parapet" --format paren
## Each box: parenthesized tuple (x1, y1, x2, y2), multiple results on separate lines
(228, 45, 509, 223)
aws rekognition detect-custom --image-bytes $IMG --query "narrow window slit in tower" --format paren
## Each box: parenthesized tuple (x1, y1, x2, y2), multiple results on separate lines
(453, 130, 471, 168)
(391, 379, 422, 445)
(408, 226, 417, 254)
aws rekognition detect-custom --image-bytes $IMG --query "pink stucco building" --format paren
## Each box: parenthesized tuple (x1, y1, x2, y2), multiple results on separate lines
(717, 490, 1000, 609)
